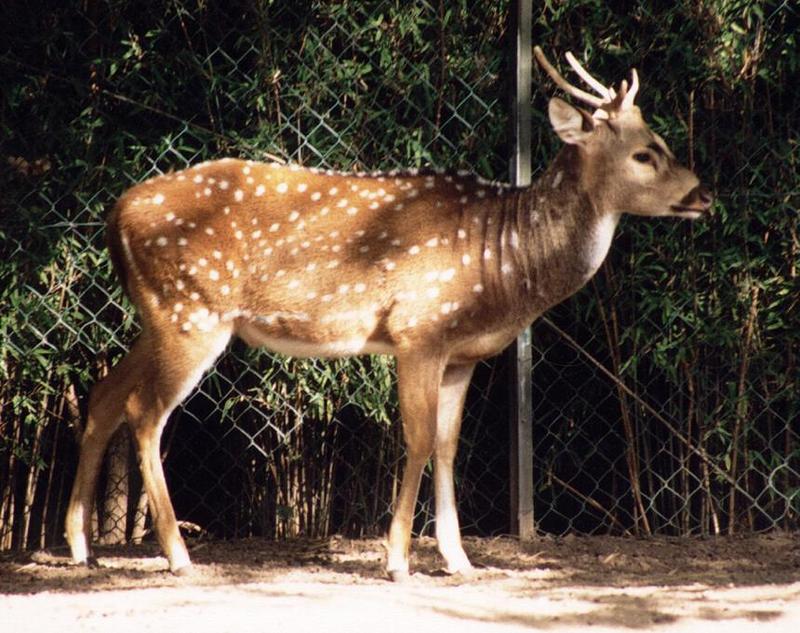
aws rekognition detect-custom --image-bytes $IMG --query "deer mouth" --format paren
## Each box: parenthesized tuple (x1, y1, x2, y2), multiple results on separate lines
(670, 204, 710, 218)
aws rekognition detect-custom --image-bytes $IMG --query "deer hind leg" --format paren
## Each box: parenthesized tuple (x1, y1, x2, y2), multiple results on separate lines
(386, 352, 444, 581)
(66, 337, 150, 566)
(434, 362, 476, 575)
(125, 324, 232, 574)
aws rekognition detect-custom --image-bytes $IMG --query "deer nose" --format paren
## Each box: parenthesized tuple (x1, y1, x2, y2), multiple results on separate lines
(680, 185, 713, 213)
(696, 186, 713, 210)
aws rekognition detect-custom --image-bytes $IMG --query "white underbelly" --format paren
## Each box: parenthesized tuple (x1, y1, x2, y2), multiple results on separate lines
(236, 321, 395, 358)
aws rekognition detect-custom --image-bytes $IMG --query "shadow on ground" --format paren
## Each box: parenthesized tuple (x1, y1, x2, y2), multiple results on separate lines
(2, 534, 799, 630)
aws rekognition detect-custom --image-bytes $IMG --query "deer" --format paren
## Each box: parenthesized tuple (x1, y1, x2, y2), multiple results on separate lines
(65, 47, 712, 581)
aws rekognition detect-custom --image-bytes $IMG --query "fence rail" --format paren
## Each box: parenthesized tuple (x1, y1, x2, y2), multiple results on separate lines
(1, 0, 798, 551)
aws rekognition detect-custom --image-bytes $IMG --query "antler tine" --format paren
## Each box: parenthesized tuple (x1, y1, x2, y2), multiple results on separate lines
(621, 68, 639, 109)
(564, 51, 612, 100)
(533, 46, 606, 109)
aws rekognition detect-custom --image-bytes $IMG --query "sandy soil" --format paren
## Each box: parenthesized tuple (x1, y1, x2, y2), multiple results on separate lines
(2, 534, 799, 632)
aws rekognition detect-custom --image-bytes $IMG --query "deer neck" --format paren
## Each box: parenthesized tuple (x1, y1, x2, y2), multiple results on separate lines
(489, 149, 619, 324)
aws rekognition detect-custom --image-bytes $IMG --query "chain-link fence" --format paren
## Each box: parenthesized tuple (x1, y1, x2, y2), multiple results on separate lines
(1, 1, 798, 552)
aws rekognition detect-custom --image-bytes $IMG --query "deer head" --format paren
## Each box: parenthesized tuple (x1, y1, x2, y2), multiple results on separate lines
(534, 46, 712, 220)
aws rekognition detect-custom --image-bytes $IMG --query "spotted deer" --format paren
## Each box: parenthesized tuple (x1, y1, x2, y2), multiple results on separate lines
(66, 47, 711, 580)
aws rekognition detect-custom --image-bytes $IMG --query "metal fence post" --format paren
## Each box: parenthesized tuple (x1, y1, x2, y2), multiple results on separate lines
(508, 0, 534, 540)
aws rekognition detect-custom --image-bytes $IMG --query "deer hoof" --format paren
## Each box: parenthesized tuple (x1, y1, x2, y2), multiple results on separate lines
(445, 563, 475, 577)
(172, 563, 195, 577)
(85, 556, 100, 569)
(388, 569, 411, 583)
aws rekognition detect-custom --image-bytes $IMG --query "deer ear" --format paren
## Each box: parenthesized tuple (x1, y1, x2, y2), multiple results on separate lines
(548, 98, 595, 145)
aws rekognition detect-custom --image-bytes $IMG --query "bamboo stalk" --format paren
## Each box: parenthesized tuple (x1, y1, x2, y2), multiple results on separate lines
(39, 386, 67, 548)
(728, 284, 760, 534)
(592, 271, 652, 535)
(20, 388, 49, 550)
(540, 315, 762, 512)
(549, 471, 632, 536)
(682, 359, 696, 536)
(3, 393, 20, 549)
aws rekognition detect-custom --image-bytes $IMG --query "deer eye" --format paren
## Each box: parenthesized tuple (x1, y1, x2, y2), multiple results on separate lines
(633, 151, 653, 164)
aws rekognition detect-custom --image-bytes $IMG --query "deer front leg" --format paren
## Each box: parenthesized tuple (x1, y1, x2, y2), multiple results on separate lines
(434, 362, 476, 575)
(386, 353, 443, 581)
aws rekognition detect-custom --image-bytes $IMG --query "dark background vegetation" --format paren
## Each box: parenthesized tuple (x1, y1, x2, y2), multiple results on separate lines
(0, 1, 797, 551)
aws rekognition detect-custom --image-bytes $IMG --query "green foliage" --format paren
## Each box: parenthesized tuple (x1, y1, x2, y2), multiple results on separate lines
(531, 0, 799, 534)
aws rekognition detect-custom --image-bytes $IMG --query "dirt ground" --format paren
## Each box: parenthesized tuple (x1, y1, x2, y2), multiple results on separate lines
(1, 533, 799, 632)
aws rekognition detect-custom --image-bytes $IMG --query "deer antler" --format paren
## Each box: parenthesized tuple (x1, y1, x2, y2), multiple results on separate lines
(533, 46, 608, 109)
(565, 51, 614, 101)
(534, 46, 639, 117)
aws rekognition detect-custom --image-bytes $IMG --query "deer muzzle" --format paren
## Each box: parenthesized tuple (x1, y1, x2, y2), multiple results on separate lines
(671, 185, 713, 217)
